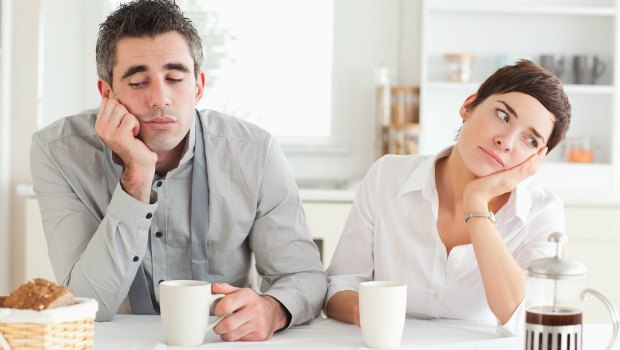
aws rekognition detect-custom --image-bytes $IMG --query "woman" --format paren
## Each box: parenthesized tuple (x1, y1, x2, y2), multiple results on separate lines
(325, 60, 571, 336)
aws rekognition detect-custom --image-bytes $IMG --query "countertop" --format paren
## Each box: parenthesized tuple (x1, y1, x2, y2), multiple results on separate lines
(16, 183, 620, 206)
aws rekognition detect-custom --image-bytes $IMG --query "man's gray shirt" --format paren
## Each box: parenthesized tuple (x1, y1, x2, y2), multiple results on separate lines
(30, 109, 327, 324)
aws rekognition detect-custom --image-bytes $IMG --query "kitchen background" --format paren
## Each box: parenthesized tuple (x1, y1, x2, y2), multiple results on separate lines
(1, 0, 620, 323)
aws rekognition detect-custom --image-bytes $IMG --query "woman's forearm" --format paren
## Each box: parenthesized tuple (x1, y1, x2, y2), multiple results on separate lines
(326, 290, 360, 325)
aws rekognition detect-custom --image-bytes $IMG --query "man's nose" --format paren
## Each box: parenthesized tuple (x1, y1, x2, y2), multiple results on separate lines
(147, 79, 171, 108)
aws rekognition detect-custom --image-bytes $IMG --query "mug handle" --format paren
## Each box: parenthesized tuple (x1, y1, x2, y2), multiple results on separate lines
(594, 58, 607, 78)
(582, 288, 619, 350)
(0, 309, 12, 350)
(205, 293, 229, 333)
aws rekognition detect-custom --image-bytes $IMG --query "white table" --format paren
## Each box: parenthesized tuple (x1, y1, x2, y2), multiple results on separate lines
(94, 315, 619, 349)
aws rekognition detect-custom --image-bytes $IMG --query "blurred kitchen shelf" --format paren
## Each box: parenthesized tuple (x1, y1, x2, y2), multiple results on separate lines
(427, 5, 615, 16)
(425, 81, 615, 95)
(420, 0, 620, 193)
(536, 161, 613, 193)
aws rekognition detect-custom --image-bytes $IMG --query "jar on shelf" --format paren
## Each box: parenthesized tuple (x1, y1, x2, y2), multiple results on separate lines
(388, 123, 420, 155)
(390, 86, 420, 125)
(444, 53, 474, 82)
(564, 137, 594, 163)
(375, 66, 393, 159)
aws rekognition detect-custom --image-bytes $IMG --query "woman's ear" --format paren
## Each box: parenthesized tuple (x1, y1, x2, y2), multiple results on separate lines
(459, 93, 478, 121)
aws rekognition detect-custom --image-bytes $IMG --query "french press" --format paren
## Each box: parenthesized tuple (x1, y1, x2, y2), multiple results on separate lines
(525, 232, 619, 350)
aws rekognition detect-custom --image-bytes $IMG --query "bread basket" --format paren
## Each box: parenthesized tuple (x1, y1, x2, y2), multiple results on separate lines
(0, 297, 98, 350)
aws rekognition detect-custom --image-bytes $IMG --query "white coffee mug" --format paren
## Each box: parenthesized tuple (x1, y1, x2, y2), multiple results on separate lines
(159, 280, 227, 346)
(359, 281, 407, 349)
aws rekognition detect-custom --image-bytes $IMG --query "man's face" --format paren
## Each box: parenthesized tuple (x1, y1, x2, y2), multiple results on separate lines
(457, 92, 555, 177)
(100, 31, 204, 154)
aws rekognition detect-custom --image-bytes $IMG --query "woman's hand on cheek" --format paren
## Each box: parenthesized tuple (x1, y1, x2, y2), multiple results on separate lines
(463, 147, 547, 212)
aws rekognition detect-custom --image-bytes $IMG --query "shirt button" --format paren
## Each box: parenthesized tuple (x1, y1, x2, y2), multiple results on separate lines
(146, 213, 153, 219)
(132, 256, 139, 262)
(156, 181, 163, 187)
(155, 231, 163, 238)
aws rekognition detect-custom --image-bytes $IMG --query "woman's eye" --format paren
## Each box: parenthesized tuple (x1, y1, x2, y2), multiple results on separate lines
(526, 136, 539, 148)
(496, 109, 510, 123)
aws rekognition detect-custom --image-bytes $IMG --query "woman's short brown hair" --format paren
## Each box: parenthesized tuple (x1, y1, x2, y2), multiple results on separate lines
(468, 60, 571, 152)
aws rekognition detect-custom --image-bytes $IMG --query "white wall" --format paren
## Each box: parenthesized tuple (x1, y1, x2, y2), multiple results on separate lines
(40, 0, 106, 128)
(8, 0, 42, 291)
(0, 0, 13, 294)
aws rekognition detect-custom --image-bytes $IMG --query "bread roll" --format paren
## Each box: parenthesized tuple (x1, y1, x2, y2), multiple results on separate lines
(0, 295, 6, 307)
(3, 278, 75, 311)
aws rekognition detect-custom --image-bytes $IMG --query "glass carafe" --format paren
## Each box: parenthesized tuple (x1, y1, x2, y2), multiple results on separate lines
(526, 232, 619, 350)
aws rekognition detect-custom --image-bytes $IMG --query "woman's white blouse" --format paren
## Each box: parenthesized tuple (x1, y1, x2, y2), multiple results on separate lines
(326, 150, 565, 336)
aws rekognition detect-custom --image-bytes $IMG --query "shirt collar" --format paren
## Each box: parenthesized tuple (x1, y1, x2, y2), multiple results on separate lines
(177, 116, 196, 166)
(501, 177, 533, 225)
(398, 146, 452, 196)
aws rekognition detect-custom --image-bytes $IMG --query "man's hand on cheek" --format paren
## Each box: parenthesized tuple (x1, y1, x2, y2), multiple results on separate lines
(95, 91, 157, 202)
(211, 283, 289, 342)
(463, 147, 547, 212)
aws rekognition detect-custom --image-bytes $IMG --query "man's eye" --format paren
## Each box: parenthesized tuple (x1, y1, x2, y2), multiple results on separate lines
(168, 78, 183, 84)
(129, 81, 146, 88)
(496, 109, 509, 123)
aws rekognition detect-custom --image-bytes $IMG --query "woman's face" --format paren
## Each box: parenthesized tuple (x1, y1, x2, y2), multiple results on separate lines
(457, 92, 555, 177)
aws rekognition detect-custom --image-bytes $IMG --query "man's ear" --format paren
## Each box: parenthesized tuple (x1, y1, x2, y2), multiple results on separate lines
(459, 93, 478, 121)
(98, 79, 112, 98)
(194, 71, 206, 103)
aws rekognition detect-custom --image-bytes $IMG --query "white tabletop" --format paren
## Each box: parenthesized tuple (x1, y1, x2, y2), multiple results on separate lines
(94, 315, 619, 349)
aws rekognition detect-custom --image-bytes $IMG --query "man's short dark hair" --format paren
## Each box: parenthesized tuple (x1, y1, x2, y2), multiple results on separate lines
(467, 59, 571, 152)
(96, 0, 203, 84)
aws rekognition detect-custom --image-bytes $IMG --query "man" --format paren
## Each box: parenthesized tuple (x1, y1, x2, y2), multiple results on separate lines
(30, 0, 327, 341)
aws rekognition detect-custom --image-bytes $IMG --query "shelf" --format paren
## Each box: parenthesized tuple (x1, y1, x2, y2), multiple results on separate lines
(427, 5, 616, 16)
(536, 161, 613, 193)
(425, 81, 615, 95)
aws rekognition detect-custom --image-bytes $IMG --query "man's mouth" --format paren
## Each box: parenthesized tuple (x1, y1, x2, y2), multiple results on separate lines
(143, 117, 177, 130)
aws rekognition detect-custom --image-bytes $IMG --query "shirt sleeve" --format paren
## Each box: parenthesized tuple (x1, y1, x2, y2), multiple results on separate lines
(496, 297, 526, 336)
(513, 195, 566, 269)
(248, 136, 327, 327)
(325, 157, 384, 304)
(30, 133, 158, 321)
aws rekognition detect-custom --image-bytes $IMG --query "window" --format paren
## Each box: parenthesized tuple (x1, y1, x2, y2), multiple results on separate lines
(110, 0, 334, 146)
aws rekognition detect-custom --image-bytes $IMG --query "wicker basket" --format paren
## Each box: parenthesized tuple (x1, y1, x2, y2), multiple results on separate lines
(0, 298, 97, 350)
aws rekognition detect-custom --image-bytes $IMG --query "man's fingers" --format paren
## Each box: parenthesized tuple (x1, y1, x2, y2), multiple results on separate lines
(212, 286, 248, 316)
(213, 308, 252, 339)
(211, 282, 241, 295)
(119, 114, 140, 139)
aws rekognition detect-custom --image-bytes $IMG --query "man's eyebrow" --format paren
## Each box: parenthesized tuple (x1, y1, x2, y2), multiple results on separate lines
(164, 62, 190, 73)
(121, 65, 147, 79)
(498, 100, 546, 144)
(120, 63, 190, 80)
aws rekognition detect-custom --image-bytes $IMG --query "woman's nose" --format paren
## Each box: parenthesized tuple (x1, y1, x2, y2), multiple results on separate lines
(494, 134, 514, 152)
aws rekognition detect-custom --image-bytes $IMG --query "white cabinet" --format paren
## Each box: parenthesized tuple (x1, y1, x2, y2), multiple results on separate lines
(564, 205, 620, 323)
(419, 0, 620, 194)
